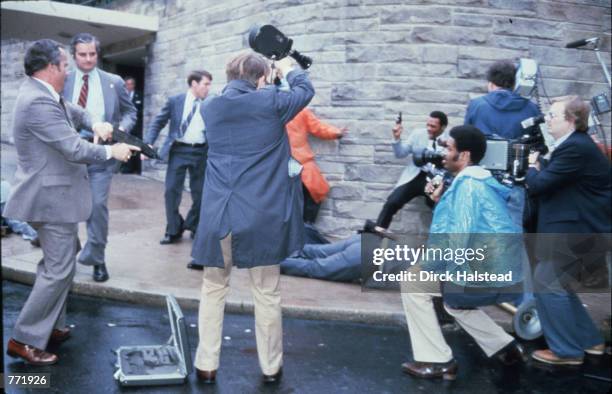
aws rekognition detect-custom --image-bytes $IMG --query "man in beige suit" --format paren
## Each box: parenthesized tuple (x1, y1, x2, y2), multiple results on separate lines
(3, 39, 138, 365)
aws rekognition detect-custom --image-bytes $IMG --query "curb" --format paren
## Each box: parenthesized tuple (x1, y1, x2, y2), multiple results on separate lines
(3, 266, 407, 327)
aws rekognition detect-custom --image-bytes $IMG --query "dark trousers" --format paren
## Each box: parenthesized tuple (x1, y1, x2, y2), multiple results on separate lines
(303, 186, 321, 224)
(376, 171, 431, 229)
(165, 143, 208, 236)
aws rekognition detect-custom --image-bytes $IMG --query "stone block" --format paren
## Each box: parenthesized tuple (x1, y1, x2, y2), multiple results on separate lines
(345, 164, 403, 183)
(334, 200, 381, 220)
(458, 47, 527, 61)
(329, 183, 365, 200)
(316, 160, 346, 174)
(490, 36, 531, 50)
(457, 59, 494, 79)
(487, 0, 536, 12)
(346, 44, 420, 63)
(411, 26, 489, 46)
(339, 144, 375, 157)
(453, 13, 493, 27)
(381, 6, 451, 24)
(493, 18, 561, 40)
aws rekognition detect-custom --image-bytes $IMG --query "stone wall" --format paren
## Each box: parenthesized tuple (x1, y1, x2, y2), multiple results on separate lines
(2, 0, 611, 238)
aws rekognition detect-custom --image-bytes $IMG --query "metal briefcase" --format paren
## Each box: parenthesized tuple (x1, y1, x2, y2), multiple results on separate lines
(113, 294, 193, 386)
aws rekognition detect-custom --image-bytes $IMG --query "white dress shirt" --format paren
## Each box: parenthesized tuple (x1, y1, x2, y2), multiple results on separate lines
(71, 68, 105, 124)
(176, 90, 206, 144)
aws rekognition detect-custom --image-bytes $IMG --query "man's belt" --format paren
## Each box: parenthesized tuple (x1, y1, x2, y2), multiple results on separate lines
(174, 141, 207, 148)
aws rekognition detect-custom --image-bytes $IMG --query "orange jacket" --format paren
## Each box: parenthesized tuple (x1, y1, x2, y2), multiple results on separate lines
(286, 108, 342, 203)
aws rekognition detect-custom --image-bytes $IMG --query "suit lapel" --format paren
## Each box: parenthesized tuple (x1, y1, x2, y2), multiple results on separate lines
(63, 72, 75, 101)
(98, 69, 113, 122)
(176, 94, 186, 121)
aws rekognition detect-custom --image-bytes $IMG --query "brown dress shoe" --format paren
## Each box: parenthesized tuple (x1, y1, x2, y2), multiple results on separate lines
(196, 368, 216, 383)
(6, 338, 58, 365)
(401, 360, 458, 380)
(262, 367, 282, 383)
(532, 349, 583, 365)
(49, 327, 71, 343)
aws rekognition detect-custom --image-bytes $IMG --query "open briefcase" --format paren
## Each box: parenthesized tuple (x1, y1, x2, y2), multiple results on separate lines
(113, 294, 193, 386)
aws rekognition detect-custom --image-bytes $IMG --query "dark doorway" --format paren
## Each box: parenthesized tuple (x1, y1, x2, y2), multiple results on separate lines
(115, 64, 145, 175)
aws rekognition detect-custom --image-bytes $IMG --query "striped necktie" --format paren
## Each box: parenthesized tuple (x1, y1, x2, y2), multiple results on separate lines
(180, 99, 201, 137)
(78, 74, 89, 108)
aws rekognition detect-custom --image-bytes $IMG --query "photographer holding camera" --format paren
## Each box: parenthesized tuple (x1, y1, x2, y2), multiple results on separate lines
(526, 96, 611, 366)
(375, 111, 448, 229)
(190, 51, 313, 384)
(401, 125, 526, 381)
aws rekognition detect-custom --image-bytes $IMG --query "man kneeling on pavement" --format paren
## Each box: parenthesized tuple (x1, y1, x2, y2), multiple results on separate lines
(400, 125, 528, 380)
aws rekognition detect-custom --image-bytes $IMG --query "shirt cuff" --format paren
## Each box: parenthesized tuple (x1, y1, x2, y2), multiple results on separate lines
(105, 146, 112, 160)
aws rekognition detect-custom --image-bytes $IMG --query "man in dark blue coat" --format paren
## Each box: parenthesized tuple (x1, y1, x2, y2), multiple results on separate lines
(465, 60, 540, 139)
(144, 71, 212, 259)
(191, 52, 314, 384)
(526, 96, 611, 366)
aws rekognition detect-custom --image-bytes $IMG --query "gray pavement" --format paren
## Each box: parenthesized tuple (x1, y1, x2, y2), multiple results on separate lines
(4, 280, 611, 393)
(1, 142, 610, 338)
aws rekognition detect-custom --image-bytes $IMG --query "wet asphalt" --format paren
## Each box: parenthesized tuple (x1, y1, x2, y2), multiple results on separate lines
(2, 280, 611, 394)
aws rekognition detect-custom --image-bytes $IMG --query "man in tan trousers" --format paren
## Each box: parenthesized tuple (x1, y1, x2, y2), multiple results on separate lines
(191, 51, 314, 384)
(400, 125, 527, 380)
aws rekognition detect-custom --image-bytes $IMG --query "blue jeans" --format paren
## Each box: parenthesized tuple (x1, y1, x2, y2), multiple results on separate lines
(534, 260, 603, 358)
(280, 235, 361, 282)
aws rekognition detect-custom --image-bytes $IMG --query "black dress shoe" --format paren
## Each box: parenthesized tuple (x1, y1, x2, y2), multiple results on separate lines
(187, 262, 203, 271)
(93, 264, 109, 282)
(160, 233, 182, 245)
(30, 237, 41, 247)
(196, 368, 216, 383)
(262, 367, 282, 383)
(401, 360, 458, 380)
(495, 341, 527, 365)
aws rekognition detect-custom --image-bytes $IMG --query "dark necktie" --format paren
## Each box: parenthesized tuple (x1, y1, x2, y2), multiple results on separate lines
(432, 139, 437, 150)
(180, 99, 201, 137)
(78, 74, 89, 108)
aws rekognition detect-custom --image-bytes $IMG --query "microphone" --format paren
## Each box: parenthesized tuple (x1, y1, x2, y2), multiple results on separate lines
(521, 115, 545, 129)
(565, 37, 598, 49)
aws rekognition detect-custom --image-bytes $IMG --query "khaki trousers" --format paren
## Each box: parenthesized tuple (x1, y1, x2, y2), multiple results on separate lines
(195, 235, 283, 375)
(400, 267, 513, 363)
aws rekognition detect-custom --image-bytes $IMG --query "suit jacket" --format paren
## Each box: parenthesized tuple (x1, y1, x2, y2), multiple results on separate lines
(63, 68, 137, 134)
(392, 128, 448, 188)
(143, 93, 189, 162)
(2, 78, 108, 223)
(526, 131, 612, 234)
(191, 70, 314, 268)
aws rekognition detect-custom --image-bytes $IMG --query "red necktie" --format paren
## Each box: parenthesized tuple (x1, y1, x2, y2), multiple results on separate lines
(78, 74, 89, 108)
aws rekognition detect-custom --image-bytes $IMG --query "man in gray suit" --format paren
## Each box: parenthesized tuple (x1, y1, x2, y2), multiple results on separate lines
(63, 33, 137, 282)
(4, 39, 138, 365)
